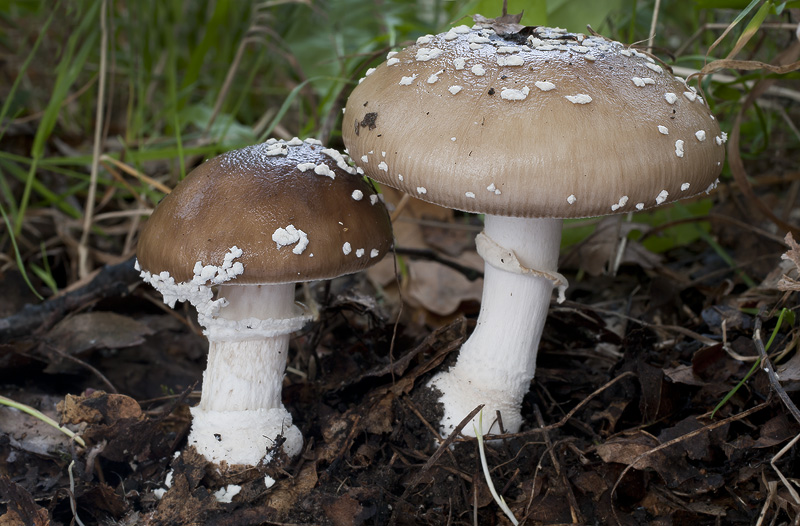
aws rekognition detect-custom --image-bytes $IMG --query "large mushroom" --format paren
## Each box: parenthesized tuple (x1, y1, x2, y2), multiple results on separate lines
(136, 138, 393, 465)
(343, 21, 725, 437)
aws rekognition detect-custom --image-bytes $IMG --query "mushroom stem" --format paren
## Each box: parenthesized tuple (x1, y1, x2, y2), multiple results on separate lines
(189, 282, 306, 465)
(200, 283, 296, 412)
(428, 215, 562, 437)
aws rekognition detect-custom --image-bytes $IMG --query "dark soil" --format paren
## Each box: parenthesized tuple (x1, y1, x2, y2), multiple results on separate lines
(1, 216, 799, 525)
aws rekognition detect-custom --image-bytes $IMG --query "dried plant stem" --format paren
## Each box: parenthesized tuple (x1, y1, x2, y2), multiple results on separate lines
(79, 0, 109, 279)
(67, 460, 87, 526)
(754, 316, 800, 425)
(647, 0, 661, 52)
(100, 155, 172, 194)
(474, 411, 519, 526)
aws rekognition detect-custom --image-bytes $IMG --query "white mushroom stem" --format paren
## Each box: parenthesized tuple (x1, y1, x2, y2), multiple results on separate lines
(428, 215, 563, 437)
(188, 283, 307, 466)
(200, 283, 296, 411)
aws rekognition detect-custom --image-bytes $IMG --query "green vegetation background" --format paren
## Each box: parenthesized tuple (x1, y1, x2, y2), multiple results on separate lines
(0, 0, 797, 296)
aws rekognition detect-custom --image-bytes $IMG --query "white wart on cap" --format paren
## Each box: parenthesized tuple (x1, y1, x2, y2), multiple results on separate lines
(343, 25, 725, 218)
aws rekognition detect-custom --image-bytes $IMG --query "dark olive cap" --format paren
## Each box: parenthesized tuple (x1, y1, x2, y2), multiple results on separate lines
(137, 138, 393, 284)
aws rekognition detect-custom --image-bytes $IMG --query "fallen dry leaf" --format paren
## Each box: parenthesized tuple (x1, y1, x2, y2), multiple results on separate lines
(406, 259, 483, 316)
(57, 391, 169, 462)
(44, 311, 153, 355)
(752, 414, 800, 448)
(0, 393, 75, 457)
(561, 217, 661, 276)
(0, 476, 50, 526)
(59, 391, 143, 425)
(323, 492, 370, 526)
(472, 11, 524, 35)
(663, 364, 706, 386)
(596, 433, 659, 468)
(264, 462, 318, 517)
(777, 350, 800, 391)
(778, 232, 800, 291)
(151, 474, 218, 525)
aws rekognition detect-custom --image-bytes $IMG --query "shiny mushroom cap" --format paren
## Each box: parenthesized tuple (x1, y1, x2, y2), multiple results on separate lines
(343, 23, 725, 218)
(137, 138, 393, 284)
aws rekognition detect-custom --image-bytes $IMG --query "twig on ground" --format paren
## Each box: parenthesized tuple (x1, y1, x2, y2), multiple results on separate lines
(400, 404, 484, 501)
(755, 476, 777, 526)
(484, 371, 636, 441)
(770, 433, 800, 506)
(43, 343, 118, 393)
(403, 397, 443, 443)
(533, 405, 583, 524)
(754, 315, 800, 425)
(0, 257, 139, 343)
(754, 311, 800, 517)
(395, 247, 483, 281)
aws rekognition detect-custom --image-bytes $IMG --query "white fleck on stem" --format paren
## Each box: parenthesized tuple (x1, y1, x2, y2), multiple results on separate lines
(428, 215, 562, 437)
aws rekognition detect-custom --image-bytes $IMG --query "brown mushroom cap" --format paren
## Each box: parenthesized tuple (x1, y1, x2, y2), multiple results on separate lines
(343, 25, 725, 218)
(136, 138, 393, 284)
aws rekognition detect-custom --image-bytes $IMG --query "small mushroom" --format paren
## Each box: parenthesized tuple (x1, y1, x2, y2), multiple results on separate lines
(343, 22, 724, 437)
(136, 138, 393, 466)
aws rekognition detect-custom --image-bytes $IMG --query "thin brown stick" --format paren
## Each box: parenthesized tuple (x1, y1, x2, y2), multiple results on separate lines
(389, 193, 412, 223)
(400, 404, 484, 499)
(534, 405, 583, 524)
(403, 397, 443, 443)
(78, 0, 110, 280)
(482, 371, 636, 441)
(754, 315, 800, 425)
(100, 155, 172, 195)
(44, 343, 118, 394)
(770, 433, 800, 506)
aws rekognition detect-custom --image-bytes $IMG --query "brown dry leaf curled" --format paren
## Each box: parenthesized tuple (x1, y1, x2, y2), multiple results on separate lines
(471, 11, 524, 35)
(778, 232, 800, 291)
(0, 476, 50, 526)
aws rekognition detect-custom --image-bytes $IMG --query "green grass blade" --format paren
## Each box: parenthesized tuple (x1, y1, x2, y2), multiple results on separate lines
(0, 394, 85, 447)
(0, 201, 44, 301)
(15, 0, 101, 236)
(0, 159, 83, 218)
(256, 76, 340, 143)
(711, 307, 792, 418)
(673, 202, 757, 288)
(0, 1, 59, 141)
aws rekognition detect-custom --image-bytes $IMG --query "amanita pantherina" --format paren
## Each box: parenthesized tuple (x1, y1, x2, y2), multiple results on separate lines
(136, 138, 393, 465)
(343, 20, 725, 437)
